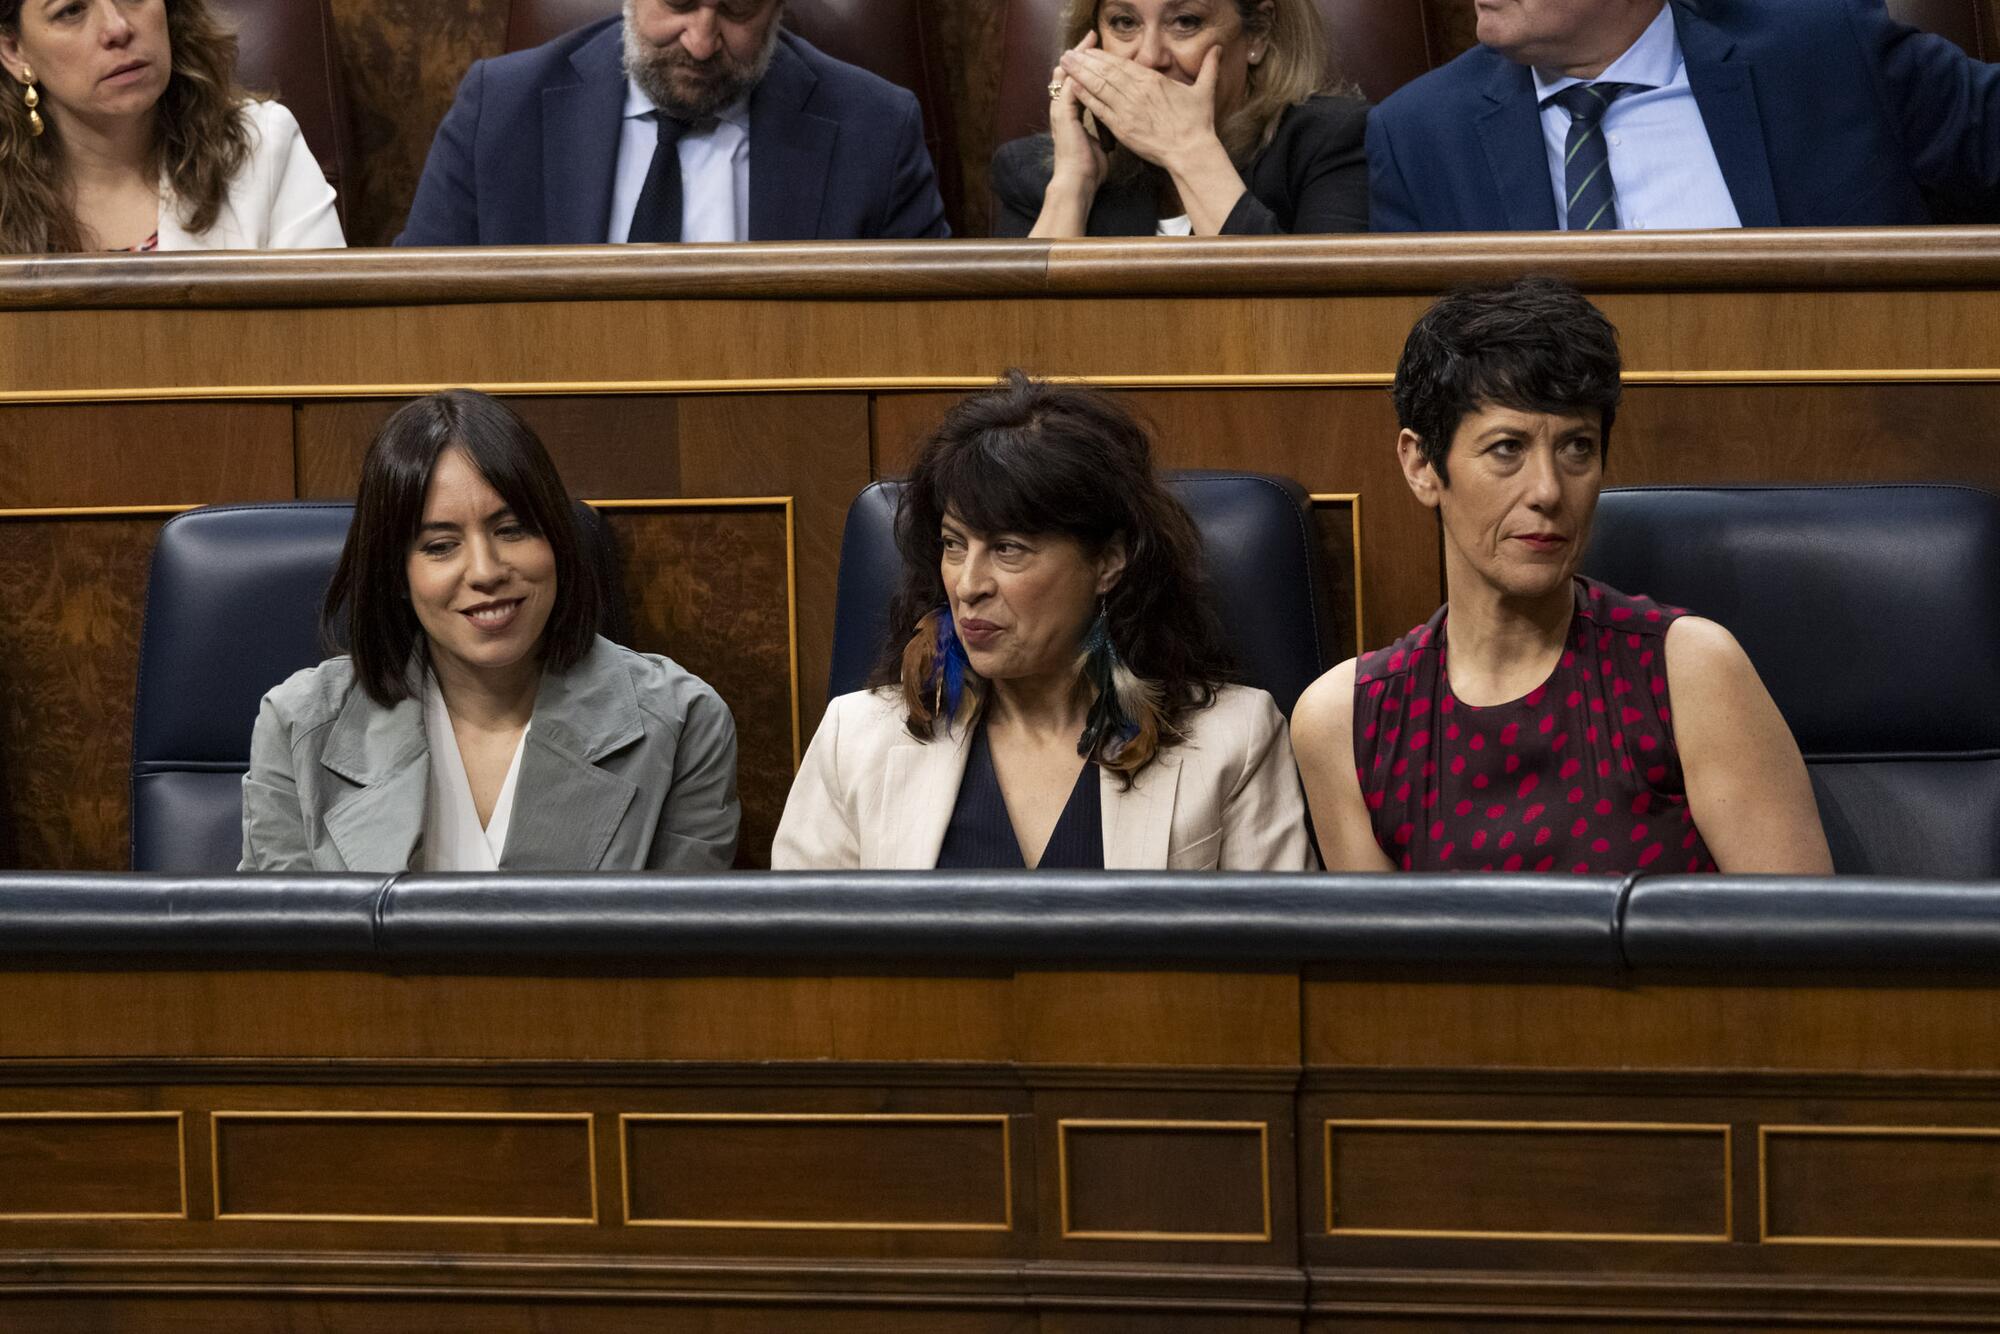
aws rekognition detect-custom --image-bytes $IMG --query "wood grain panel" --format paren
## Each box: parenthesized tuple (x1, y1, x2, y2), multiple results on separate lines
(1763, 1127, 2000, 1246)
(0, 517, 160, 870)
(0, 404, 291, 509)
(623, 1114, 1011, 1230)
(1016, 970, 1299, 1067)
(604, 506, 793, 867)
(212, 1112, 595, 1223)
(1325, 1120, 1729, 1241)
(1060, 1121, 1271, 1241)
(1305, 979, 2000, 1073)
(326, 0, 509, 247)
(295, 396, 683, 499)
(0, 1114, 183, 1219)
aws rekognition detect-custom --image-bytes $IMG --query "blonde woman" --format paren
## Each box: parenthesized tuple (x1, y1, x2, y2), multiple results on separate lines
(990, 0, 1367, 237)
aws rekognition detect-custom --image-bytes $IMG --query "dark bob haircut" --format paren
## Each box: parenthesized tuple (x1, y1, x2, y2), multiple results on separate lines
(1392, 277, 1623, 484)
(878, 372, 1232, 773)
(324, 390, 600, 707)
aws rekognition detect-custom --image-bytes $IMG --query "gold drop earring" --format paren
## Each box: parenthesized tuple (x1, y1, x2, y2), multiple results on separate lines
(19, 66, 42, 137)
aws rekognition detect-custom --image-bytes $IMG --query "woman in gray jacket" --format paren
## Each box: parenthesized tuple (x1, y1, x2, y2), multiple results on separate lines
(239, 390, 739, 872)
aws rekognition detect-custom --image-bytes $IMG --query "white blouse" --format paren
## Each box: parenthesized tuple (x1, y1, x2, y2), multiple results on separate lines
(420, 677, 529, 872)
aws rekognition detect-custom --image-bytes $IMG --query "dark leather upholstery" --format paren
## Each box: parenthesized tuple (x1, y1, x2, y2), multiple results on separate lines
(826, 472, 1338, 715)
(213, 0, 357, 228)
(132, 500, 626, 874)
(501, 0, 961, 227)
(10, 872, 2000, 977)
(992, 0, 1434, 147)
(1581, 485, 2000, 878)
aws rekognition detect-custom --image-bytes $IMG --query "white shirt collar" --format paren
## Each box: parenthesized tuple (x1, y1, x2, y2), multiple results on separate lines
(621, 79, 751, 130)
(1533, 3, 1682, 101)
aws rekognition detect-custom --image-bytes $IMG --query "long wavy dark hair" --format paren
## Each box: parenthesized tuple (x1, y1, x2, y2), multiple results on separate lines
(877, 372, 1233, 780)
(0, 0, 253, 253)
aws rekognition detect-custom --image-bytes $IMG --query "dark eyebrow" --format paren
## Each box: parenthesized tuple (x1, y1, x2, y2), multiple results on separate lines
(417, 505, 517, 536)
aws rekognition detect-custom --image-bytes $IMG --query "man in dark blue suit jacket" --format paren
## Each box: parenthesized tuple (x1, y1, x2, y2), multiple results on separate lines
(1367, 0, 2000, 231)
(397, 12, 948, 245)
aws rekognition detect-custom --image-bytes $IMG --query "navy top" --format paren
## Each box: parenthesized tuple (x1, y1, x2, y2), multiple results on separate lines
(935, 724, 1104, 869)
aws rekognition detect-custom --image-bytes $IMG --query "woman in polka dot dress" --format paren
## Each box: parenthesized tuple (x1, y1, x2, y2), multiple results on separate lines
(1293, 279, 1831, 876)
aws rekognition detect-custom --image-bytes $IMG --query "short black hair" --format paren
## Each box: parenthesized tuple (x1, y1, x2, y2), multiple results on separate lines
(1391, 277, 1623, 484)
(324, 390, 600, 707)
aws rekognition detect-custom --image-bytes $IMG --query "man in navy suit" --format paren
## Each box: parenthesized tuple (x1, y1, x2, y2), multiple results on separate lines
(1367, 0, 2000, 232)
(398, 0, 948, 245)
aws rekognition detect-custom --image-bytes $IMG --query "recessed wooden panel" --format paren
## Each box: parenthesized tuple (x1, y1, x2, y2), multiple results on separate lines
(0, 402, 291, 509)
(212, 1113, 595, 1224)
(1763, 1126, 2000, 1246)
(602, 503, 795, 867)
(1060, 1120, 1271, 1242)
(0, 516, 161, 870)
(1325, 1120, 1730, 1241)
(622, 1114, 1011, 1230)
(294, 396, 683, 500)
(0, 1113, 183, 1220)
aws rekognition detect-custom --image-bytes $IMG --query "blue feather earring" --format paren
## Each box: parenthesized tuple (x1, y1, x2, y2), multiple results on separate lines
(1078, 598, 1157, 762)
(928, 605, 970, 721)
(904, 604, 973, 730)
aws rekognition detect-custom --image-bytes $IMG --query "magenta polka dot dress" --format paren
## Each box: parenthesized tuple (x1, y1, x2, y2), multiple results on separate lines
(1352, 577, 1716, 875)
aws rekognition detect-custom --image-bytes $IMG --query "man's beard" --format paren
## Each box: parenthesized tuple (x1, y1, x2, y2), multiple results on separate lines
(623, 3, 783, 121)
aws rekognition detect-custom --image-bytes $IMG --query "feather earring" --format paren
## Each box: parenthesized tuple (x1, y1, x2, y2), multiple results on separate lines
(1076, 600, 1163, 770)
(901, 605, 974, 731)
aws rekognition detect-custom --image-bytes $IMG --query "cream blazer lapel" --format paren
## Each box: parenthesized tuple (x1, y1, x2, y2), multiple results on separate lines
(876, 721, 976, 869)
(318, 690, 428, 873)
(1101, 750, 1182, 869)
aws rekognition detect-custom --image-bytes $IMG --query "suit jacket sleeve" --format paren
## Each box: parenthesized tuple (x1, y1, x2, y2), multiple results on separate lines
(397, 59, 487, 246)
(987, 136, 1049, 238)
(648, 680, 742, 871)
(1851, 0, 2000, 212)
(1217, 695, 1317, 871)
(878, 92, 951, 239)
(257, 102, 346, 249)
(240, 689, 314, 872)
(771, 695, 862, 869)
(1223, 97, 1371, 235)
(1364, 105, 1424, 232)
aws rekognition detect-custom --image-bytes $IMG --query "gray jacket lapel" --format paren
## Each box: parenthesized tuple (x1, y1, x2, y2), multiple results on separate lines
(499, 641, 645, 871)
(320, 688, 428, 873)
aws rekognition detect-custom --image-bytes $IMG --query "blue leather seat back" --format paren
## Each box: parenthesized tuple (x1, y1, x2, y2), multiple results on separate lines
(827, 471, 1338, 716)
(1581, 484, 2000, 877)
(133, 500, 624, 873)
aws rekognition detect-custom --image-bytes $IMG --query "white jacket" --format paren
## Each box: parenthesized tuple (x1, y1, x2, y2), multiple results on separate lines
(158, 99, 345, 250)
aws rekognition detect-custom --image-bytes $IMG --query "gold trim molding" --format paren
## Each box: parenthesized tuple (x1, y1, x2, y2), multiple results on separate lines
(1057, 1118, 1273, 1244)
(1759, 1124, 2000, 1249)
(1325, 1118, 1733, 1244)
(0, 1111, 187, 1222)
(209, 1111, 599, 1226)
(618, 1112, 1013, 1232)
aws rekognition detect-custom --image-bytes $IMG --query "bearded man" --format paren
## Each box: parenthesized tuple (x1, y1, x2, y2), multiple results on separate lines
(398, 0, 949, 245)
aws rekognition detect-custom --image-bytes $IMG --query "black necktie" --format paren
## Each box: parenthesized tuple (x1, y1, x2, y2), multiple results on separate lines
(627, 112, 693, 244)
(1547, 82, 1639, 231)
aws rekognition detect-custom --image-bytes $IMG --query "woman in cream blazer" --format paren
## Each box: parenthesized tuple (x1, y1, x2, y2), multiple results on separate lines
(773, 373, 1313, 873)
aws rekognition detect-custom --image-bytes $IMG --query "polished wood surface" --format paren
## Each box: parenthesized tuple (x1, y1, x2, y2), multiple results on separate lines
(0, 959, 1996, 1328)
(1, 235, 1997, 868)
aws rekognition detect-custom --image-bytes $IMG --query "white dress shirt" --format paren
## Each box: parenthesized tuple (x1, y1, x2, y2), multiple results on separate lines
(607, 81, 751, 243)
(420, 676, 528, 872)
(1533, 4, 1741, 231)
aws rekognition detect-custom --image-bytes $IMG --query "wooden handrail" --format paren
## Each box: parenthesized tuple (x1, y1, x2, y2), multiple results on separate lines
(0, 228, 1996, 310)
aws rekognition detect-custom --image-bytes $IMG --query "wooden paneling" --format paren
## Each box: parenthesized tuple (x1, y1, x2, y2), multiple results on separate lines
(1324, 1120, 1730, 1241)
(211, 1112, 595, 1223)
(0, 404, 292, 509)
(0, 517, 164, 870)
(1059, 1120, 1271, 1240)
(0, 1114, 183, 1220)
(622, 1114, 1012, 1230)
(1762, 1126, 2000, 1246)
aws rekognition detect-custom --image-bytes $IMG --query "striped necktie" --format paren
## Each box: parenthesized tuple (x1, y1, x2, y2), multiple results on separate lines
(1547, 82, 1639, 232)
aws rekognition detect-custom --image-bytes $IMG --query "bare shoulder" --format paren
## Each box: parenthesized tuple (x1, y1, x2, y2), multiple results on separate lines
(1291, 658, 1359, 746)
(1664, 615, 1758, 686)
